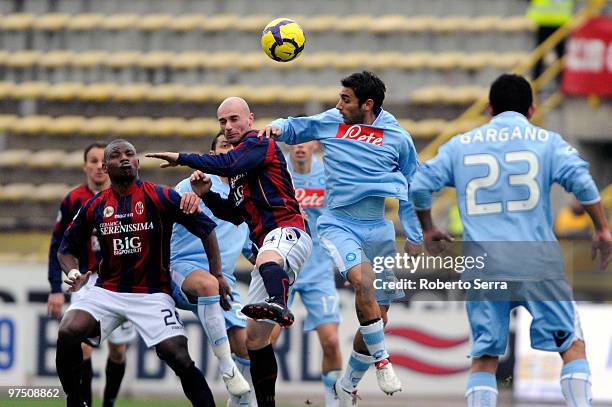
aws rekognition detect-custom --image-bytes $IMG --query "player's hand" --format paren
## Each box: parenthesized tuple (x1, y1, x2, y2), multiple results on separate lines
(258, 126, 282, 139)
(404, 240, 423, 257)
(64, 270, 93, 292)
(423, 228, 454, 256)
(47, 292, 65, 319)
(592, 228, 612, 270)
(217, 276, 235, 311)
(145, 152, 180, 168)
(180, 192, 201, 214)
(189, 171, 213, 196)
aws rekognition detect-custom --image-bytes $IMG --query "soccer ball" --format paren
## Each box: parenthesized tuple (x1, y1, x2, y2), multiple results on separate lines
(261, 18, 305, 62)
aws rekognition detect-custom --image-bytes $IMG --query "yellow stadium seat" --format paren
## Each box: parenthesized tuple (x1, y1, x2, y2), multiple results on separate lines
(464, 16, 500, 33)
(333, 52, 369, 70)
(112, 117, 153, 137)
(252, 117, 273, 130)
(44, 82, 85, 101)
(104, 51, 141, 69)
(427, 52, 463, 70)
(301, 15, 336, 33)
(498, 16, 535, 33)
(0, 114, 18, 132)
(311, 86, 340, 104)
(45, 115, 86, 135)
(336, 15, 372, 33)
(26, 149, 66, 168)
(403, 16, 436, 33)
(277, 86, 316, 104)
(11, 81, 49, 99)
(204, 52, 241, 69)
(243, 86, 282, 104)
(33, 183, 72, 202)
(234, 53, 267, 71)
(200, 14, 239, 32)
(101, 14, 139, 31)
(395, 52, 430, 70)
(79, 116, 118, 136)
(66, 13, 105, 31)
(79, 82, 117, 102)
(212, 85, 251, 103)
(409, 119, 448, 139)
(70, 51, 109, 68)
(0, 51, 10, 64)
(180, 118, 218, 137)
(146, 84, 184, 103)
(369, 15, 408, 35)
(0, 149, 30, 167)
(442, 86, 486, 104)
(431, 17, 468, 33)
(296, 52, 334, 70)
(11, 115, 51, 135)
(6, 51, 42, 68)
(177, 85, 216, 103)
(0, 82, 16, 99)
(236, 15, 273, 32)
(169, 15, 207, 32)
(0, 183, 36, 201)
(170, 52, 208, 70)
(138, 14, 173, 32)
(367, 52, 404, 70)
(139, 51, 174, 69)
(411, 86, 446, 105)
(61, 150, 85, 168)
(1, 13, 36, 31)
(113, 83, 151, 102)
(38, 51, 74, 69)
(33, 13, 70, 31)
(459, 52, 496, 70)
(490, 52, 527, 69)
(145, 117, 186, 137)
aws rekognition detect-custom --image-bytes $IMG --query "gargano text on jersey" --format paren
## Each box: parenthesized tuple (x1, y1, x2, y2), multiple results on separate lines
(460, 126, 550, 144)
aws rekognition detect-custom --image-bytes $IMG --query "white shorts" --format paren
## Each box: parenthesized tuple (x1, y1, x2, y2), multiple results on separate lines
(248, 227, 313, 306)
(67, 286, 185, 348)
(71, 273, 138, 345)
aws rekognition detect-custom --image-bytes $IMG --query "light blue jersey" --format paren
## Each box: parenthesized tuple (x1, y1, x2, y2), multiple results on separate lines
(271, 108, 422, 243)
(411, 111, 600, 281)
(170, 175, 252, 286)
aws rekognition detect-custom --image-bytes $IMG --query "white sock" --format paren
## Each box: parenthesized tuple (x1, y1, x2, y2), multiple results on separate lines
(340, 350, 373, 391)
(322, 370, 341, 407)
(465, 372, 498, 407)
(197, 295, 234, 375)
(234, 355, 256, 407)
(560, 359, 592, 407)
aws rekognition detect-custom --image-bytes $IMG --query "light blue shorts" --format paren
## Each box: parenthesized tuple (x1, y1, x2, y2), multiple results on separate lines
(290, 276, 341, 332)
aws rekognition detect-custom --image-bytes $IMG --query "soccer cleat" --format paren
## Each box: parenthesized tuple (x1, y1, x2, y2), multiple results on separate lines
(222, 365, 251, 397)
(241, 298, 294, 328)
(375, 359, 402, 395)
(335, 381, 359, 406)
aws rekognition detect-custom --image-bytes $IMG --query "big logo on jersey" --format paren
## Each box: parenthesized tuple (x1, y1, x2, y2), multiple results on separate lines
(336, 124, 384, 146)
(294, 188, 325, 208)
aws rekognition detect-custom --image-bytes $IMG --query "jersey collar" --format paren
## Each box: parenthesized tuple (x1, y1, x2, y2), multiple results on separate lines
(490, 111, 530, 125)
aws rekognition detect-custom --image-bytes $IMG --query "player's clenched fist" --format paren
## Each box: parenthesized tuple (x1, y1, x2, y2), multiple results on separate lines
(63, 269, 93, 293)
(189, 171, 212, 196)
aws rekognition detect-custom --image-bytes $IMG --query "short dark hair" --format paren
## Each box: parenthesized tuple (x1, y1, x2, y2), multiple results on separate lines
(210, 130, 224, 151)
(489, 74, 533, 116)
(83, 142, 106, 162)
(340, 71, 386, 112)
(103, 139, 136, 163)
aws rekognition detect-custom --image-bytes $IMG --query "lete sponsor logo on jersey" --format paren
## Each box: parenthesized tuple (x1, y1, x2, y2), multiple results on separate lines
(294, 188, 325, 208)
(335, 124, 384, 146)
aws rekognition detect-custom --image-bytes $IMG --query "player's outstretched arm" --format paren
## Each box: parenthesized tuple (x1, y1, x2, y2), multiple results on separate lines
(583, 202, 612, 270)
(265, 110, 333, 145)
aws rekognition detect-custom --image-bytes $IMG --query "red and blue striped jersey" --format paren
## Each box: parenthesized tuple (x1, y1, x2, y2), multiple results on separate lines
(177, 130, 307, 247)
(48, 184, 100, 293)
(59, 180, 216, 294)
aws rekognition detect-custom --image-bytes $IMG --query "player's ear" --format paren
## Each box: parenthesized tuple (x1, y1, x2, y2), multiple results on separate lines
(486, 103, 494, 116)
(527, 104, 536, 119)
(102, 162, 108, 174)
(363, 98, 374, 112)
(248, 111, 255, 127)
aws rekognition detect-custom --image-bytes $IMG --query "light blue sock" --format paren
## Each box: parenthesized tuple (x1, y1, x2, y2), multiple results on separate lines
(197, 296, 233, 374)
(465, 372, 498, 407)
(359, 319, 389, 362)
(339, 350, 373, 391)
(322, 370, 341, 407)
(233, 355, 255, 407)
(561, 359, 592, 407)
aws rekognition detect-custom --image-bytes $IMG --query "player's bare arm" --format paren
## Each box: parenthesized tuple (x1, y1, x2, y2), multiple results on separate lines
(189, 171, 213, 196)
(57, 251, 93, 292)
(583, 201, 612, 269)
(415, 208, 454, 256)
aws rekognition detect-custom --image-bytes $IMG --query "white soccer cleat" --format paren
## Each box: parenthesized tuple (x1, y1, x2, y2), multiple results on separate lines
(222, 365, 251, 397)
(335, 381, 359, 406)
(375, 359, 402, 395)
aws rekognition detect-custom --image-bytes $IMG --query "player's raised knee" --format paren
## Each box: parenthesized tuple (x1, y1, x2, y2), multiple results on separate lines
(183, 270, 219, 297)
(320, 332, 340, 354)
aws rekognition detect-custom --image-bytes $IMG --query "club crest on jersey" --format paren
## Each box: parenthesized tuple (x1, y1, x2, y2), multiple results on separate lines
(103, 206, 114, 218)
(336, 124, 384, 146)
(294, 188, 325, 208)
(135, 201, 144, 215)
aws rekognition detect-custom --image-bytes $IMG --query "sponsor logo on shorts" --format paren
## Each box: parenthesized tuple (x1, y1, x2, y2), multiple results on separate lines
(294, 188, 325, 208)
(335, 124, 384, 146)
(103, 206, 115, 218)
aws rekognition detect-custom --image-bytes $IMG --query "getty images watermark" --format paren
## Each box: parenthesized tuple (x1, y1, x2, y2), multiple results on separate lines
(371, 252, 509, 291)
